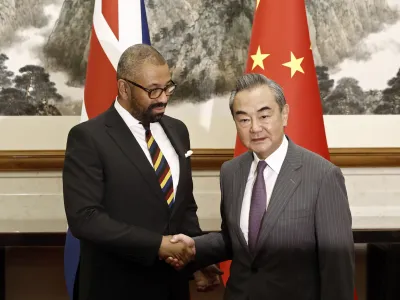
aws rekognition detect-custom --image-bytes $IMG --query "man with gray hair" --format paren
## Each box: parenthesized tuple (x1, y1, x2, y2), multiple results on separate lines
(168, 73, 355, 300)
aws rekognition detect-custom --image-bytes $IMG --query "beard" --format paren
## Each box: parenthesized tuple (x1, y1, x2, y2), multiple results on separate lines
(128, 93, 168, 125)
(140, 102, 167, 124)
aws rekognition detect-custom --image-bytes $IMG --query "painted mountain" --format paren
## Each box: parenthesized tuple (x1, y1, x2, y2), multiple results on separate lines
(0, 0, 399, 115)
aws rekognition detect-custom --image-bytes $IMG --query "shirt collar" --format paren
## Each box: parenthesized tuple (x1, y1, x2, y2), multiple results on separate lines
(253, 135, 288, 174)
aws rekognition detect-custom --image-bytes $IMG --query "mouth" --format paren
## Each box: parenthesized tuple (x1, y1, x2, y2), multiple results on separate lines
(251, 137, 267, 143)
(149, 102, 167, 113)
(152, 106, 166, 113)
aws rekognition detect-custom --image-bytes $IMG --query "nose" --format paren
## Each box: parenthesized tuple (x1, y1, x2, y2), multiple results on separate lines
(251, 119, 262, 133)
(157, 91, 168, 103)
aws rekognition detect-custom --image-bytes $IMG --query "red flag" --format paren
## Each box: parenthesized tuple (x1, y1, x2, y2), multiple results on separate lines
(81, 0, 151, 121)
(236, 0, 329, 158)
(222, 2, 356, 299)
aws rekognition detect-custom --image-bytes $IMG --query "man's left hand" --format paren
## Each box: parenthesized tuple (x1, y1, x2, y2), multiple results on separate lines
(194, 264, 223, 292)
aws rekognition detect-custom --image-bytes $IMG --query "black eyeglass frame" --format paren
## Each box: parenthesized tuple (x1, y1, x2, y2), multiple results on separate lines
(123, 78, 177, 99)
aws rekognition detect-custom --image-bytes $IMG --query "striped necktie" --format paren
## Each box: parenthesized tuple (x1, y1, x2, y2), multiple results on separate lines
(142, 124, 175, 207)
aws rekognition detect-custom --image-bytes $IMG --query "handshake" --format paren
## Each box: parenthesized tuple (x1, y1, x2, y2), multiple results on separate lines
(158, 234, 223, 292)
(158, 234, 196, 269)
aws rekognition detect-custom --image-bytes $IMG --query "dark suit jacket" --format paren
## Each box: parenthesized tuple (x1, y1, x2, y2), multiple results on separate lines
(63, 105, 202, 300)
(194, 138, 355, 300)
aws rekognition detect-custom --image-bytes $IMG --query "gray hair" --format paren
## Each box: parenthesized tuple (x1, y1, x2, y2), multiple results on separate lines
(229, 73, 286, 115)
(116, 44, 167, 81)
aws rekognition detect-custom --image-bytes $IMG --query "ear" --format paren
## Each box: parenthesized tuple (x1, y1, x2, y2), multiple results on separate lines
(282, 104, 289, 126)
(117, 79, 129, 98)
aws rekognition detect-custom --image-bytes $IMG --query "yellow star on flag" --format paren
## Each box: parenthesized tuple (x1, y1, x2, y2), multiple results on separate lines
(251, 46, 270, 70)
(282, 51, 304, 77)
(256, 0, 260, 10)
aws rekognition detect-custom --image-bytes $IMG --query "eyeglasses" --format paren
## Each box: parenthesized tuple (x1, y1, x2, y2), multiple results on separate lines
(123, 78, 177, 99)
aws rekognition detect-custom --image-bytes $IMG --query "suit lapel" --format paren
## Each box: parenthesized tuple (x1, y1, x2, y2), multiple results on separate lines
(104, 107, 168, 210)
(233, 152, 253, 257)
(254, 140, 303, 256)
(159, 118, 187, 216)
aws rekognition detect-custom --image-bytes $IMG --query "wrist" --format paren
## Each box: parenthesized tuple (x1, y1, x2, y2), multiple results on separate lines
(158, 235, 170, 257)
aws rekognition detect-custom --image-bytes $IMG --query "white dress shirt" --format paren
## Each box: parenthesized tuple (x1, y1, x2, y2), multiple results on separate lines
(114, 99, 180, 195)
(240, 135, 289, 244)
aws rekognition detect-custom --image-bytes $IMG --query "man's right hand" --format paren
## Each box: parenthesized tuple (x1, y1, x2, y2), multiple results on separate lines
(164, 234, 196, 270)
(158, 235, 194, 267)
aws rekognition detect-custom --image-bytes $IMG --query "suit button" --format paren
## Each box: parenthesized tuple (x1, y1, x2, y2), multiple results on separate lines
(251, 267, 258, 273)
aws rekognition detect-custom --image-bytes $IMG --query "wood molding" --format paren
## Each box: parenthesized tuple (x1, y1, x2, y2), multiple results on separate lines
(329, 148, 400, 167)
(0, 148, 399, 171)
(0, 229, 399, 245)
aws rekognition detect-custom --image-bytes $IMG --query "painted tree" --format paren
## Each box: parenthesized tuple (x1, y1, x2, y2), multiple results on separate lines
(364, 90, 382, 114)
(324, 77, 365, 115)
(0, 88, 36, 115)
(316, 66, 334, 99)
(0, 64, 62, 115)
(13, 65, 62, 104)
(0, 53, 14, 88)
(374, 68, 400, 114)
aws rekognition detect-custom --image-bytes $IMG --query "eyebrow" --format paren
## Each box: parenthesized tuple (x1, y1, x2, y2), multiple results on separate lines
(147, 80, 173, 88)
(235, 110, 247, 116)
(258, 106, 271, 112)
(235, 106, 271, 116)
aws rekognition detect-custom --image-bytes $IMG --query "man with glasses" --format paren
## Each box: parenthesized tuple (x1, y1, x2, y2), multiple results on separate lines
(62, 44, 215, 300)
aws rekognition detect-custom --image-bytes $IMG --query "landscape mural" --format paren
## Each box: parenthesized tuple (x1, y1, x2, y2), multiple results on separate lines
(0, 0, 399, 116)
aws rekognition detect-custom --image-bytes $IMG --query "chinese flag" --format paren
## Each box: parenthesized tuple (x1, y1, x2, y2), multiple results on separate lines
(222, 1, 357, 299)
(233, 0, 329, 159)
